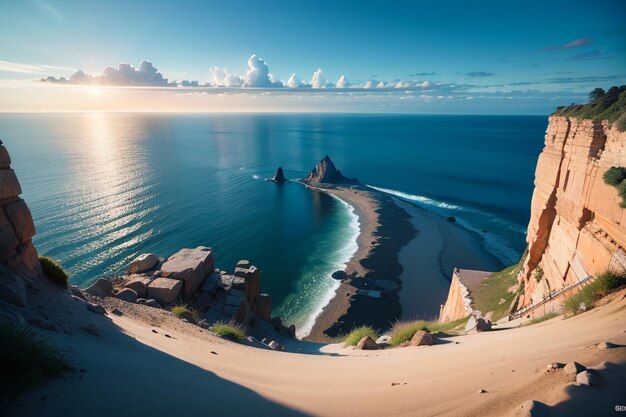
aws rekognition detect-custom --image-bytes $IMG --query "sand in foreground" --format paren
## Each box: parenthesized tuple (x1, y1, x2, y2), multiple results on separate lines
(11, 285, 626, 417)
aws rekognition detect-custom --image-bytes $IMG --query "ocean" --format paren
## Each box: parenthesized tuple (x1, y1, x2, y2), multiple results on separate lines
(0, 113, 546, 334)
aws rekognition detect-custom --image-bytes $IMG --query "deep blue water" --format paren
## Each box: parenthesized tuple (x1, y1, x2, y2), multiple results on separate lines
(0, 113, 546, 332)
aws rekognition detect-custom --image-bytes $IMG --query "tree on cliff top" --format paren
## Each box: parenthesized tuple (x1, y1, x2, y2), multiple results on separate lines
(554, 85, 626, 128)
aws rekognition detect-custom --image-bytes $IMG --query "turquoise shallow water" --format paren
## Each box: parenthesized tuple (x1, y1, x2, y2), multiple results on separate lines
(0, 113, 546, 332)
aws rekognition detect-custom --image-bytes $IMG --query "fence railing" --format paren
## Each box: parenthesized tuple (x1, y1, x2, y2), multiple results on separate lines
(508, 274, 594, 320)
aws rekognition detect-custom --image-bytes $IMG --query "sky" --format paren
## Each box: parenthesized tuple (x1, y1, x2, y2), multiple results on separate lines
(0, 0, 625, 114)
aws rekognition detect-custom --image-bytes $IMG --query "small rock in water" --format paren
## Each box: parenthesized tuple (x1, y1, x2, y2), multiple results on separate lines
(84, 324, 100, 336)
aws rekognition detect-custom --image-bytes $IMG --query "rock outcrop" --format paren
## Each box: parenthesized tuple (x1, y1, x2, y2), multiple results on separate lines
(0, 141, 42, 307)
(516, 116, 626, 309)
(439, 269, 491, 323)
(270, 166, 286, 183)
(303, 155, 359, 186)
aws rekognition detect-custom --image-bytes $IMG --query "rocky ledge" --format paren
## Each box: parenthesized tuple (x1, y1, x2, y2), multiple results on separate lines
(86, 248, 296, 340)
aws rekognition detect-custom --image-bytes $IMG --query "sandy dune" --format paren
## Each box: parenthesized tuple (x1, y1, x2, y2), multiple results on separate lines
(10, 288, 626, 417)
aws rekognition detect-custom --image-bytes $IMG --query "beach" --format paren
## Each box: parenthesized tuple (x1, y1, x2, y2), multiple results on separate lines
(304, 185, 502, 341)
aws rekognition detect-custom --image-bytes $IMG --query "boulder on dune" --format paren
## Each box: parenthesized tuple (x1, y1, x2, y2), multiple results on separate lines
(356, 336, 379, 350)
(116, 288, 138, 303)
(410, 330, 435, 346)
(85, 278, 113, 297)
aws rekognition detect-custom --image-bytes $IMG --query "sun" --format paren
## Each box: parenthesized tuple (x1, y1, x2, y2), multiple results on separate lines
(86, 86, 102, 97)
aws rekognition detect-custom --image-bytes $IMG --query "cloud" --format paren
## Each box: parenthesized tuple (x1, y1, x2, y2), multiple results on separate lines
(210, 66, 244, 87)
(336, 75, 350, 88)
(466, 72, 495, 77)
(544, 37, 593, 51)
(0, 60, 75, 75)
(567, 50, 613, 61)
(44, 61, 173, 86)
(310, 68, 325, 88)
(285, 73, 302, 88)
(243, 54, 272, 87)
(409, 72, 437, 76)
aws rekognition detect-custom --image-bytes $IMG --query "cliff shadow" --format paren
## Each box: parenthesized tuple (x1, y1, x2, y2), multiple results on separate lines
(8, 314, 313, 417)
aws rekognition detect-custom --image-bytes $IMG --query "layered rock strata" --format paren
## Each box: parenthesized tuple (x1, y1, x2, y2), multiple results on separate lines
(517, 116, 626, 308)
(0, 141, 42, 307)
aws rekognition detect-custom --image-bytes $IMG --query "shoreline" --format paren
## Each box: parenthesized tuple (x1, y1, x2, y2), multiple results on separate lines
(303, 183, 504, 341)
(303, 184, 416, 342)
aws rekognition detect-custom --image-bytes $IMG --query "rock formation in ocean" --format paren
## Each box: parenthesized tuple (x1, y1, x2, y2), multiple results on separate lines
(516, 115, 626, 309)
(270, 166, 286, 183)
(0, 140, 42, 308)
(303, 155, 359, 186)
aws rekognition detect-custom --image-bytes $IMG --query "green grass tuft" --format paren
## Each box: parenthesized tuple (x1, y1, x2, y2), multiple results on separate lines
(210, 321, 247, 342)
(471, 264, 520, 321)
(389, 316, 469, 347)
(0, 321, 70, 408)
(565, 270, 626, 316)
(524, 312, 559, 326)
(39, 256, 69, 287)
(171, 305, 195, 320)
(343, 325, 379, 347)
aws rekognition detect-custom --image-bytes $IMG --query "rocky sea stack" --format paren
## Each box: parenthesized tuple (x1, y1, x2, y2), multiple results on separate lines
(303, 155, 359, 186)
(270, 166, 286, 183)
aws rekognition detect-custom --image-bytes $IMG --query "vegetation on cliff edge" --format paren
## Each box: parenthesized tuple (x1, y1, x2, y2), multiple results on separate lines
(0, 322, 71, 410)
(471, 264, 520, 321)
(603, 167, 626, 208)
(388, 316, 469, 347)
(39, 256, 69, 287)
(565, 270, 626, 316)
(343, 325, 379, 346)
(553, 86, 626, 129)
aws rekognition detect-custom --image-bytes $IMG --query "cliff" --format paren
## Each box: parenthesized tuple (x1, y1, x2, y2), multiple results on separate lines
(0, 140, 42, 308)
(517, 116, 626, 309)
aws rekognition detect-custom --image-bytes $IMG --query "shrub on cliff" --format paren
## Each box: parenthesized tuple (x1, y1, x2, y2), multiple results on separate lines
(565, 271, 626, 316)
(343, 325, 379, 346)
(603, 167, 626, 186)
(39, 256, 69, 287)
(210, 321, 246, 342)
(0, 322, 70, 409)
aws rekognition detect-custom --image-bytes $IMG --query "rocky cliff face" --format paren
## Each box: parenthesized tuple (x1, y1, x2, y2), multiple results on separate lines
(303, 155, 358, 186)
(517, 116, 626, 308)
(0, 141, 42, 307)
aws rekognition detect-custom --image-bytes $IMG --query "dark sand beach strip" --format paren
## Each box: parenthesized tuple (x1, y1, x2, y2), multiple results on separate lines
(305, 186, 503, 342)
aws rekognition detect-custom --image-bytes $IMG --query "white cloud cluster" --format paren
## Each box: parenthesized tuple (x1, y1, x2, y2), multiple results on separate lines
(244, 54, 271, 87)
(44, 61, 172, 86)
(210, 66, 243, 87)
(310, 68, 325, 88)
(40, 54, 442, 91)
(336, 75, 350, 88)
